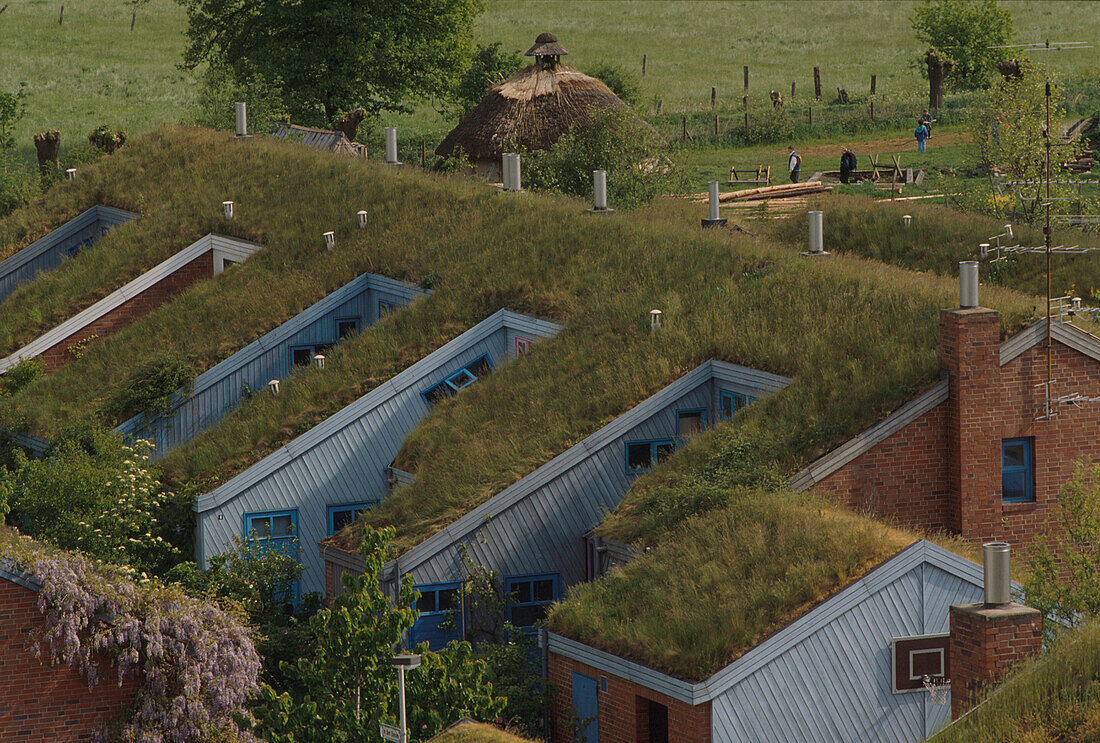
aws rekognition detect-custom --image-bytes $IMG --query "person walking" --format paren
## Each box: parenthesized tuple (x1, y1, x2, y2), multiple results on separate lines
(839, 146, 857, 184)
(914, 121, 928, 152)
(919, 109, 935, 138)
(787, 145, 801, 183)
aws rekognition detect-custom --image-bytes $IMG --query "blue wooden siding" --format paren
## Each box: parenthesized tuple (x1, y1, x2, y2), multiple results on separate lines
(116, 272, 427, 459)
(194, 309, 561, 595)
(0, 206, 137, 306)
(392, 361, 790, 593)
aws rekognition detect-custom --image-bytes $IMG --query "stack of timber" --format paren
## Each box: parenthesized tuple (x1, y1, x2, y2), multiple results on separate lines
(722, 196, 809, 219)
(690, 182, 831, 204)
(1062, 150, 1096, 174)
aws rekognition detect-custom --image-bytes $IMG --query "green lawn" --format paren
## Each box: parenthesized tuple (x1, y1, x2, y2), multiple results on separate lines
(3, 1, 1098, 163)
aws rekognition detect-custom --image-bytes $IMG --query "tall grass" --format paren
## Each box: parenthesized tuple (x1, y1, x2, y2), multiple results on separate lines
(928, 622, 1100, 742)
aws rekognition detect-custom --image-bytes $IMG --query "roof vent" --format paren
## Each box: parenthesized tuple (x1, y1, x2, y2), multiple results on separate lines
(526, 32, 568, 68)
(235, 102, 248, 137)
(650, 309, 662, 332)
(357, 210, 368, 229)
(65, 168, 77, 181)
(903, 214, 912, 228)
(982, 542, 1011, 606)
(701, 181, 727, 228)
(323, 231, 335, 251)
(312, 353, 326, 369)
(223, 200, 234, 220)
(384, 127, 400, 165)
(959, 260, 979, 308)
(267, 379, 280, 395)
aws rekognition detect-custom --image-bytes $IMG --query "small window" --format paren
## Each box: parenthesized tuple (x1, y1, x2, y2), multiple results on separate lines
(719, 390, 753, 420)
(505, 574, 559, 629)
(677, 409, 706, 437)
(414, 583, 461, 616)
(892, 634, 950, 693)
(222, 258, 240, 269)
(626, 439, 676, 473)
(378, 299, 398, 317)
(291, 345, 315, 367)
(327, 502, 375, 535)
(421, 355, 493, 406)
(514, 336, 533, 356)
(1002, 437, 1035, 503)
(335, 317, 360, 340)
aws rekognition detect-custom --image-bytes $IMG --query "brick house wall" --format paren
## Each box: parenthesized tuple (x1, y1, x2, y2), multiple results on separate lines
(0, 578, 140, 742)
(549, 651, 711, 743)
(38, 252, 214, 373)
(815, 309, 1100, 552)
(949, 602, 1042, 719)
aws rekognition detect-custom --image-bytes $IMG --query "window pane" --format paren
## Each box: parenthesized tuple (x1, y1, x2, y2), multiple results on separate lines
(272, 514, 294, 537)
(337, 319, 359, 339)
(533, 579, 555, 603)
(721, 395, 734, 419)
(331, 509, 355, 534)
(438, 588, 459, 611)
(627, 443, 652, 470)
(466, 357, 491, 378)
(425, 383, 450, 404)
(417, 591, 437, 613)
(292, 347, 313, 366)
(1003, 471, 1027, 501)
(679, 411, 703, 436)
(511, 581, 533, 604)
(251, 516, 272, 539)
(655, 442, 675, 464)
(1003, 442, 1025, 469)
(511, 603, 549, 628)
(446, 368, 477, 390)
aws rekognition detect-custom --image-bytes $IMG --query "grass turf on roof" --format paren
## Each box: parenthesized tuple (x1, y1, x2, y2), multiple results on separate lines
(429, 721, 535, 743)
(928, 622, 1100, 743)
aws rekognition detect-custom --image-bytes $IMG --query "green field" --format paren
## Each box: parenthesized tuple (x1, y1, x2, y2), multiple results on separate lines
(3, 0, 1098, 164)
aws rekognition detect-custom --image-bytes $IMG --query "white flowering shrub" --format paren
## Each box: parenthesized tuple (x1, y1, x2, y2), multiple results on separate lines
(1, 431, 179, 573)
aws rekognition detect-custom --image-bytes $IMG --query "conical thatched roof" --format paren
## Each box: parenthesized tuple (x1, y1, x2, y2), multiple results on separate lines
(526, 32, 568, 58)
(436, 62, 627, 162)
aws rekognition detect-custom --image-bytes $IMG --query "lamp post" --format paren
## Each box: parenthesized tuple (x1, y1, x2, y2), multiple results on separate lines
(393, 653, 421, 743)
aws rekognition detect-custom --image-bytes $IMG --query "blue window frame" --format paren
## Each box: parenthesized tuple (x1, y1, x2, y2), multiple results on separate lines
(1002, 438, 1035, 503)
(422, 355, 493, 406)
(335, 316, 361, 340)
(411, 582, 463, 649)
(626, 439, 676, 473)
(676, 408, 707, 437)
(290, 344, 317, 367)
(378, 299, 398, 317)
(326, 502, 375, 536)
(719, 389, 754, 420)
(505, 574, 560, 630)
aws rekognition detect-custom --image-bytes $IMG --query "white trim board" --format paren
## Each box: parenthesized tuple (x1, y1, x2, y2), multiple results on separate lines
(0, 234, 262, 374)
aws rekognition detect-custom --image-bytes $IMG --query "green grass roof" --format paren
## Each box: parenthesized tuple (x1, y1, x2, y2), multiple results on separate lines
(429, 721, 535, 743)
(928, 622, 1100, 743)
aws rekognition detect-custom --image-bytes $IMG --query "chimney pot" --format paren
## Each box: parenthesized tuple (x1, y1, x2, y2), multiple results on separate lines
(983, 541, 1011, 606)
(959, 261, 979, 308)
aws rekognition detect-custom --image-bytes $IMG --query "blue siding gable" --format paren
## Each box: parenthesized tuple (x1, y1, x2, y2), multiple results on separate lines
(0, 206, 137, 306)
(194, 309, 561, 595)
(116, 272, 428, 459)
(379, 360, 790, 593)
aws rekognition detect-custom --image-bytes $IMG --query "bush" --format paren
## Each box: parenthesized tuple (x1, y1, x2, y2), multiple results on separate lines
(191, 62, 290, 135)
(0, 155, 40, 218)
(523, 107, 682, 209)
(103, 352, 193, 419)
(0, 357, 44, 396)
(88, 124, 127, 154)
(585, 61, 642, 107)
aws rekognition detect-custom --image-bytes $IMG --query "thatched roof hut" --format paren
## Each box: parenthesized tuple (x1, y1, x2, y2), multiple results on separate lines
(436, 33, 630, 176)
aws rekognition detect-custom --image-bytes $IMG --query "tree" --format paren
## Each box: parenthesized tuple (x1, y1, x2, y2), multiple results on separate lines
(451, 42, 523, 116)
(0, 84, 26, 152)
(1024, 461, 1100, 637)
(912, 0, 1014, 90)
(968, 58, 1056, 180)
(585, 62, 642, 107)
(178, 0, 483, 127)
(252, 526, 503, 743)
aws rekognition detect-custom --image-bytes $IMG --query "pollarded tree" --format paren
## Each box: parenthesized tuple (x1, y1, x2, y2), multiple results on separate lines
(912, 0, 1014, 90)
(177, 0, 482, 127)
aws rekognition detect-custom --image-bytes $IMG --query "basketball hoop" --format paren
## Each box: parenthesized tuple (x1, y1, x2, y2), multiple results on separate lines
(923, 674, 951, 705)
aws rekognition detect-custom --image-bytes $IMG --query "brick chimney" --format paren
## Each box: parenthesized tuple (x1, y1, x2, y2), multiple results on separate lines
(949, 542, 1041, 719)
(940, 261, 1001, 538)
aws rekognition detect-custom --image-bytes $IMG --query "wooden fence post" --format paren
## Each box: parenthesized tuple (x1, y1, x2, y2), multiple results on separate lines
(642, 54, 647, 76)
(870, 74, 877, 95)
(813, 67, 821, 100)
(714, 113, 719, 136)
(59, 4, 63, 24)
(808, 107, 813, 126)
(743, 66, 749, 91)
(681, 115, 687, 144)
(791, 81, 796, 99)
(421, 139, 426, 167)
(130, 10, 136, 30)
(711, 86, 716, 110)
(742, 94, 748, 109)
(744, 111, 749, 132)
(870, 101, 874, 120)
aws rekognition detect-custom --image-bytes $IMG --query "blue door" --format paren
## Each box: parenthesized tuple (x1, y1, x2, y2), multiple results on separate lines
(572, 671, 598, 743)
(410, 582, 462, 649)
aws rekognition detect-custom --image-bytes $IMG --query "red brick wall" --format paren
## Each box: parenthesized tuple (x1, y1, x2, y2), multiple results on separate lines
(817, 311, 1100, 554)
(548, 651, 710, 743)
(38, 251, 214, 373)
(0, 578, 140, 742)
(949, 602, 1041, 719)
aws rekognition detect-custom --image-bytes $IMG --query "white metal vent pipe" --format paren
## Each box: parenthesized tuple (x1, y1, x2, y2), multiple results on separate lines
(511, 153, 522, 191)
(65, 168, 77, 181)
(323, 231, 335, 251)
(708, 181, 721, 221)
(808, 211, 824, 253)
(982, 542, 1010, 606)
(385, 127, 398, 164)
(235, 102, 248, 136)
(593, 170, 608, 210)
(357, 210, 368, 229)
(960, 261, 979, 308)
(501, 153, 514, 191)
(223, 201, 235, 219)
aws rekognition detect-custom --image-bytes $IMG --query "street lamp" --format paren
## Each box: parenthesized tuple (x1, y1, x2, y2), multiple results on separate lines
(393, 654, 421, 743)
